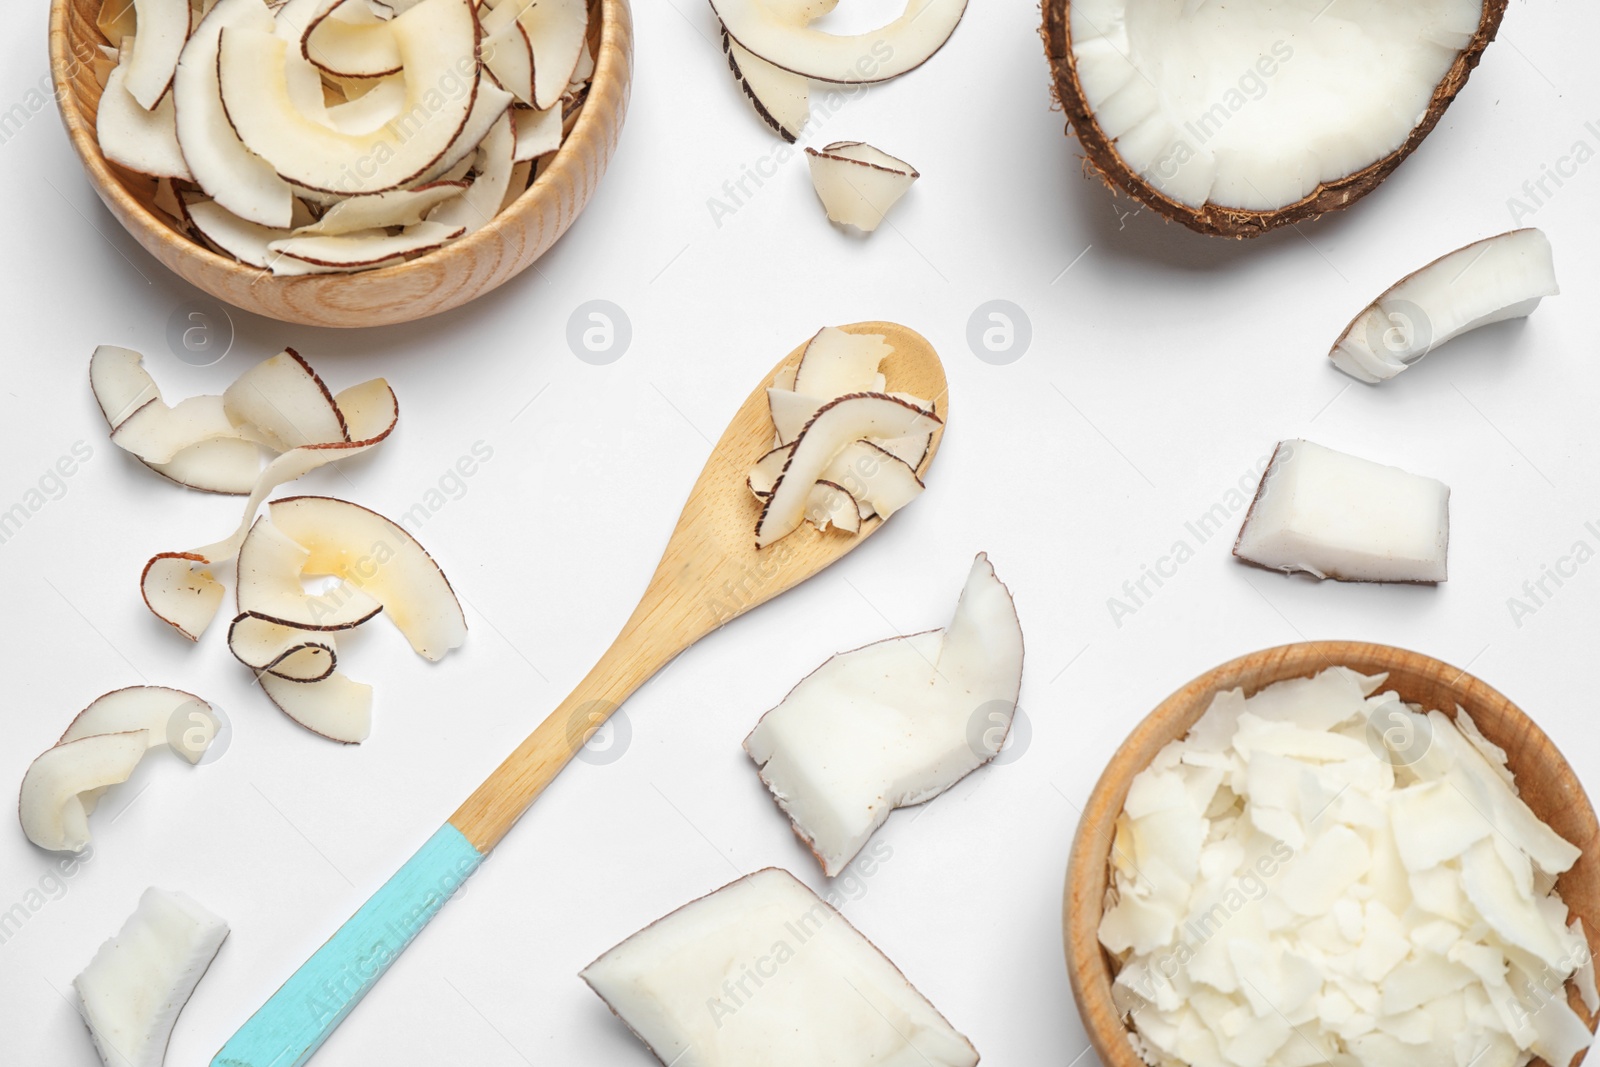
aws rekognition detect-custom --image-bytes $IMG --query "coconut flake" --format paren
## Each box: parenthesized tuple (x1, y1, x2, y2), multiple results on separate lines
(805, 141, 919, 232)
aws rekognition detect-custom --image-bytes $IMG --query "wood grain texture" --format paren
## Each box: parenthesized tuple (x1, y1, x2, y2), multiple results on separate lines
(48, 0, 632, 327)
(1066, 642, 1598, 1067)
(449, 322, 948, 852)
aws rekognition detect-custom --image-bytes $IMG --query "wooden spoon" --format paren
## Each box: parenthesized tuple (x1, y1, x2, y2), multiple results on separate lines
(211, 321, 948, 1067)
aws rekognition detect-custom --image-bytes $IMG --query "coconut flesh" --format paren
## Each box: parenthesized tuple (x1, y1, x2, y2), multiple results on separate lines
(581, 867, 979, 1067)
(1234, 440, 1450, 584)
(1048, 0, 1503, 234)
(805, 141, 920, 233)
(1331, 229, 1559, 384)
(75, 887, 229, 1067)
(1099, 667, 1594, 1067)
(746, 553, 1023, 876)
(93, 0, 593, 273)
(750, 326, 939, 548)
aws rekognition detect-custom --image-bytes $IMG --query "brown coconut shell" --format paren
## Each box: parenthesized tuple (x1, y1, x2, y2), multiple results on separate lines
(1040, 0, 1511, 238)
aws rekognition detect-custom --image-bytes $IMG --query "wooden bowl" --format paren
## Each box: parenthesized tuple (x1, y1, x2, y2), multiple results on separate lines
(1066, 641, 1599, 1067)
(47, 0, 632, 328)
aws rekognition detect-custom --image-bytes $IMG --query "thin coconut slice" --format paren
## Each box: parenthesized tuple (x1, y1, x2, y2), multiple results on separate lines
(582, 867, 980, 1067)
(90, 345, 160, 429)
(321, 74, 408, 135)
(292, 180, 466, 235)
(124, 0, 191, 109)
(258, 670, 373, 743)
(750, 441, 923, 521)
(713, 0, 967, 83)
(266, 221, 465, 270)
(75, 887, 229, 1067)
(721, 27, 808, 142)
(501, 158, 533, 211)
(268, 496, 466, 660)
(141, 376, 398, 639)
(1234, 439, 1451, 583)
(805, 141, 919, 232)
(228, 612, 337, 681)
(1045, 0, 1500, 235)
(519, 0, 588, 111)
(173, 0, 294, 228)
(804, 479, 861, 534)
(481, 2, 536, 106)
(1331, 229, 1559, 384)
(412, 78, 515, 185)
(793, 325, 891, 395)
(302, 0, 403, 76)
(222, 348, 348, 450)
(184, 197, 300, 269)
(217, 0, 478, 194)
(237, 515, 385, 630)
(111, 395, 252, 465)
(97, 64, 192, 180)
(510, 104, 563, 163)
(59, 687, 220, 764)
(427, 113, 513, 234)
(746, 553, 1022, 874)
(756, 394, 941, 548)
(19, 733, 149, 852)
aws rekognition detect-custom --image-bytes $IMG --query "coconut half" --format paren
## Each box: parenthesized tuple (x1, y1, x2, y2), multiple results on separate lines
(712, 0, 968, 84)
(581, 867, 979, 1067)
(75, 887, 229, 1067)
(746, 553, 1023, 875)
(1234, 439, 1451, 583)
(1331, 228, 1559, 384)
(805, 141, 919, 232)
(1043, 0, 1509, 236)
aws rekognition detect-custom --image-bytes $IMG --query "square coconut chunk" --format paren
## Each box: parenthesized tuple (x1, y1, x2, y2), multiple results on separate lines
(1233, 439, 1450, 583)
(581, 868, 978, 1067)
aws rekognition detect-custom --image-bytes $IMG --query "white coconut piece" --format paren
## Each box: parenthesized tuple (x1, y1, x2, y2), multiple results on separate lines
(427, 113, 513, 234)
(267, 496, 466, 660)
(802, 479, 860, 534)
(237, 515, 385, 630)
(258, 670, 373, 743)
(302, 0, 402, 76)
(568, 39, 594, 88)
(766, 387, 821, 446)
(90, 345, 161, 429)
(19, 733, 149, 852)
(1331, 229, 1560, 384)
(222, 348, 348, 449)
(58, 687, 219, 764)
(500, 158, 533, 212)
(183, 197, 296, 268)
(322, 75, 408, 134)
(140, 375, 398, 639)
(228, 612, 338, 681)
(510, 104, 562, 163)
(217, 0, 478, 193)
(293, 180, 466, 236)
(519, 0, 588, 111)
(124, 0, 192, 109)
(1233, 439, 1450, 583)
(173, 0, 294, 228)
(110, 395, 251, 464)
(97, 64, 192, 180)
(412, 77, 515, 185)
(805, 141, 919, 232)
(827, 440, 924, 520)
(581, 867, 979, 1067)
(266, 221, 464, 269)
(712, 0, 966, 84)
(721, 27, 807, 142)
(793, 325, 891, 396)
(746, 553, 1022, 874)
(74, 887, 229, 1067)
(756, 393, 940, 548)
(480, 1, 536, 105)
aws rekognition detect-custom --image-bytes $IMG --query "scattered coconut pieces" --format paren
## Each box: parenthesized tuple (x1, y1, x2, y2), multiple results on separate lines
(746, 553, 1022, 875)
(805, 141, 919, 232)
(582, 867, 980, 1067)
(95, 0, 594, 273)
(1100, 667, 1592, 1067)
(712, 0, 967, 84)
(1331, 229, 1559, 384)
(750, 326, 939, 548)
(1234, 440, 1451, 583)
(19, 688, 221, 853)
(75, 887, 229, 1067)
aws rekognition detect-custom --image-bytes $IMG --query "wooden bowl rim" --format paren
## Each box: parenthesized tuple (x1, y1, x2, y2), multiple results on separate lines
(1064, 640, 1599, 1067)
(47, 0, 629, 295)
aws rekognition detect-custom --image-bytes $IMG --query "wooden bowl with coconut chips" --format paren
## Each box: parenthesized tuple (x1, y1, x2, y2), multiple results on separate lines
(1066, 641, 1600, 1067)
(47, 0, 632, 327)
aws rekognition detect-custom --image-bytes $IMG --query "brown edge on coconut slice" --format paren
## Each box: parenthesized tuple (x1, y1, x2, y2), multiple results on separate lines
(275, 346, 353, 442)
(720, 26, 798, 144)
(579, 866, 979, 1063)
(804, 141, 920, 179)
(226, 611, 339, 681)
(302, 0, 405, 79)
(140, 551, 220, 641)
(56, 684, 209, 745)
(1038, 0, 1511, 238)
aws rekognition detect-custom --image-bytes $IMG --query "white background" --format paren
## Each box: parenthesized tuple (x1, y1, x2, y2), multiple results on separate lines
(2, 0, 1598, 1064)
